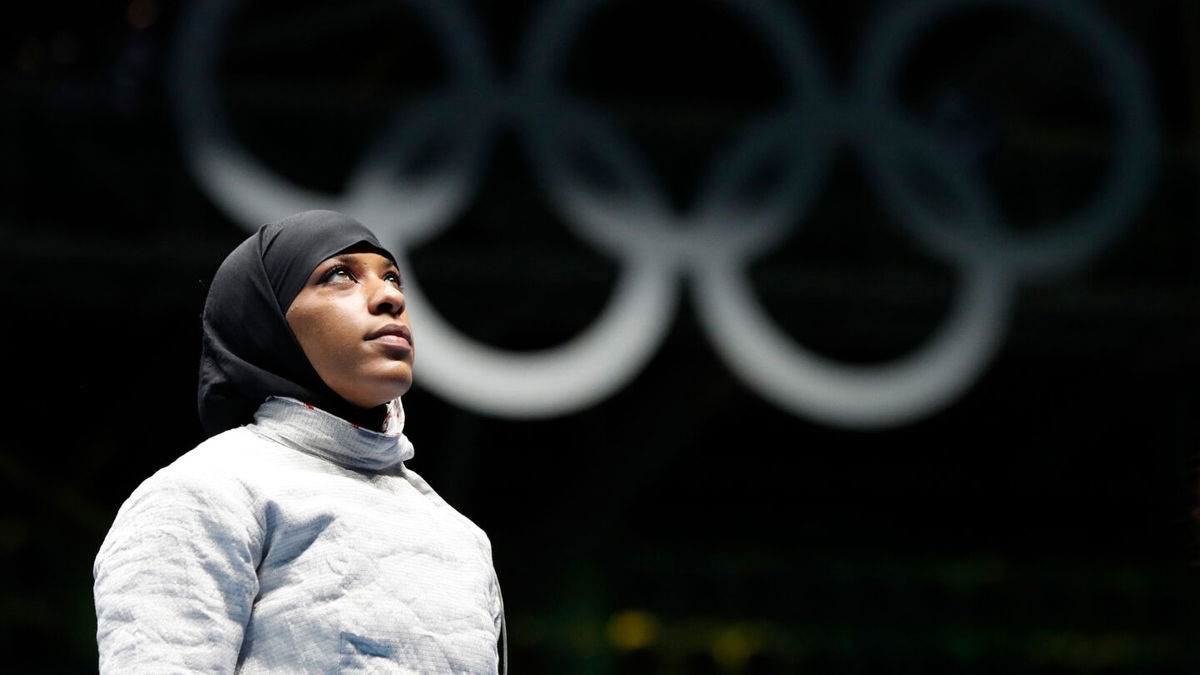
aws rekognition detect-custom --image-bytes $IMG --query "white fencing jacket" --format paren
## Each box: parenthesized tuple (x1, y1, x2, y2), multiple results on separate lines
(94, 396, 503, 674)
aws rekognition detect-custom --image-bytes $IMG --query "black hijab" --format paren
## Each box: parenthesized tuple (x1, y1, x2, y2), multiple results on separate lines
(198, 210, 398, 437)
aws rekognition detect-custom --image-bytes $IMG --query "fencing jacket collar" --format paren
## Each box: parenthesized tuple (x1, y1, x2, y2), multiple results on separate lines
(250, 395, 414, 472)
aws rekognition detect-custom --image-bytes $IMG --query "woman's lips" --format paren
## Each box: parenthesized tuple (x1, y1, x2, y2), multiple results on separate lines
(367, 325, 413, 352)
(372, 334, 412, 350)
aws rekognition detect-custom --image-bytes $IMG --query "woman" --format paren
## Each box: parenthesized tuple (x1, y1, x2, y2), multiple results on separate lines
(93, 210, 505, 673)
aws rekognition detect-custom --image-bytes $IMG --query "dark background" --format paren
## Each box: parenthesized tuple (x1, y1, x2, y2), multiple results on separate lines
(2, 0, 1198, 672)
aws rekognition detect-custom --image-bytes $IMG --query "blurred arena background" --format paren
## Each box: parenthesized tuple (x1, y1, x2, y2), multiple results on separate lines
(2, 0, 1198, 672)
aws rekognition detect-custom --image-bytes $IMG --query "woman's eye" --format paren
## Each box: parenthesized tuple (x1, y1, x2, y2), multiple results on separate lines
(320, 266, 355, 284)
(386, 272, 404, 288)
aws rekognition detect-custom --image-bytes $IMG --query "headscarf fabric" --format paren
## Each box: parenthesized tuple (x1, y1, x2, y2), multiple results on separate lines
(198, 210, 398, 437)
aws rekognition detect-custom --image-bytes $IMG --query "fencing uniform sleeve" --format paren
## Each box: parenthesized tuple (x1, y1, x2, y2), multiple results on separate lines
(93, 469, 263, 674)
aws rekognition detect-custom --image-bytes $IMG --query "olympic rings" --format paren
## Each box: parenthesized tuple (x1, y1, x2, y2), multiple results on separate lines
(171, 0, 1156, 427)
(855, 0, 1156, 277)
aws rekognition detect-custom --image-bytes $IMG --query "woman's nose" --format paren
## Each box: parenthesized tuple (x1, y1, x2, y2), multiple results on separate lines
(370, 279, 406, 316)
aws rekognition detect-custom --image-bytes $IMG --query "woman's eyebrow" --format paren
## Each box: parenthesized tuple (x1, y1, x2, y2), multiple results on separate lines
(316, 254, 367, 272)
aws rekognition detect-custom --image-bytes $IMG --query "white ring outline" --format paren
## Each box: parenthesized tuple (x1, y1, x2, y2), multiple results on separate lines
(170, 0, 1156, 426)
(172, 0, 678, 417)
(856, 0, 1157, 278)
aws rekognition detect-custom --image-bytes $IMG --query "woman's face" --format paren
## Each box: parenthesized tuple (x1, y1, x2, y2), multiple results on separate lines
(285, 250, 414, 408)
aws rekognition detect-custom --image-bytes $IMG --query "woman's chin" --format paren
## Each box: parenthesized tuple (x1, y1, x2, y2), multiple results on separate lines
(366, 377, 414, 407)
(327, 363, 413, 408)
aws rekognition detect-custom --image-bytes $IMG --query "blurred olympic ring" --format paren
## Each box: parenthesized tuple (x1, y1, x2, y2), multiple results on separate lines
(171, 0, 1155, 427)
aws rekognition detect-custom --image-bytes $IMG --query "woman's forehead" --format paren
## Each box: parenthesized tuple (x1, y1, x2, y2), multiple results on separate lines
(322, 250, 397, 267)
(328, 240, 397, 266)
